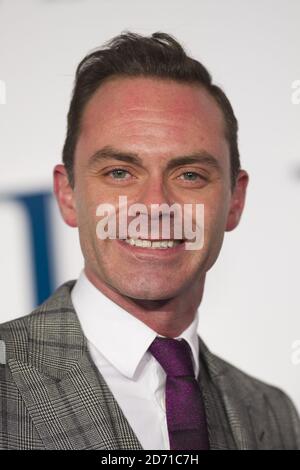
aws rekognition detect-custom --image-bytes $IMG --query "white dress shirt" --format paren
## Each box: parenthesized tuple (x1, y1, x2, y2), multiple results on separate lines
(71, 270, 200, 450)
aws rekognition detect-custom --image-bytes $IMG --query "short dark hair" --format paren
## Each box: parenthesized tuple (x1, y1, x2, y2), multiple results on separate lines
(62, 31, 241, 189)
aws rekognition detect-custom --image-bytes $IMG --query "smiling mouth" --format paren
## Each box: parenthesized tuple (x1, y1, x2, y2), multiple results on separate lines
(119, 237, 185, 249)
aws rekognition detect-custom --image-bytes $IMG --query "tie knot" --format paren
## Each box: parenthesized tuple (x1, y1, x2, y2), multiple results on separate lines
(149, 337, 195, 377)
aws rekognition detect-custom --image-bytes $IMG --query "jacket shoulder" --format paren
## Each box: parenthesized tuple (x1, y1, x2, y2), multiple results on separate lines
(0, 280, 76, 364)
(203, 343, 300, 448)
(0, 281, 77, 449)
(214, 350, 296, 402)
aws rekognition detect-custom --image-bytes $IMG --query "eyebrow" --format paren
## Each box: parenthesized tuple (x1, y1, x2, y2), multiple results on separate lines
(88, 145, 222, 173)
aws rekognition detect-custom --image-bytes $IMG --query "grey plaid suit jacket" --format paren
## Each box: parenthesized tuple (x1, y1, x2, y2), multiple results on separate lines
(0, 281, 300, 450)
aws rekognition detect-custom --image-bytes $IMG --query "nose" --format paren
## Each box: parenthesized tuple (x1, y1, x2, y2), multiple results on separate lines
(130, 175, 181, 240)
(138, 174, 173, 209)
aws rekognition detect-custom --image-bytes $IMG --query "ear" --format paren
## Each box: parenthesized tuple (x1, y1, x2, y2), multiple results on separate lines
(53, 164, 78, 227)
(225, 170, 249, 232)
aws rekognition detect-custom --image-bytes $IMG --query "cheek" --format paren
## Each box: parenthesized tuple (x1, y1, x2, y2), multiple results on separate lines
(202, 191, 231, 240)
(75, 179, 103, 219)
(74, 191, 99, 241)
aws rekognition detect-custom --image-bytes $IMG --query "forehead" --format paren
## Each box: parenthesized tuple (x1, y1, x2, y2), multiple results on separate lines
(76, 76, 229, 163)
(81, 76, 225, 127)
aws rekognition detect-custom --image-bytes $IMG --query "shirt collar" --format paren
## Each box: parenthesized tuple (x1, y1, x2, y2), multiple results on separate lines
(71, 270, 200, 379)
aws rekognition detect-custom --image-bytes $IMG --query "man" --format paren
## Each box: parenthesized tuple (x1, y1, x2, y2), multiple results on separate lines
(0, 32, 299, 450)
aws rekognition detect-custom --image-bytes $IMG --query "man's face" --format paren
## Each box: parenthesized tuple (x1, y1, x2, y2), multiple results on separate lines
(55, 77, 248, 300)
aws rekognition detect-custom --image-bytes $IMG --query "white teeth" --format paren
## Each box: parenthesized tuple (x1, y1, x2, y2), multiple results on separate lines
(123, 238, 182, 249)
(135, 239, 151, 248)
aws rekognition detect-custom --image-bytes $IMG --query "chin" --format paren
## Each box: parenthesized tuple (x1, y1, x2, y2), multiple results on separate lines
(118, 280, 182, 301)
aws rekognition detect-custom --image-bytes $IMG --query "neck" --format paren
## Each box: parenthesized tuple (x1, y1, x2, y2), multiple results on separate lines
(84, 267, 205, 338)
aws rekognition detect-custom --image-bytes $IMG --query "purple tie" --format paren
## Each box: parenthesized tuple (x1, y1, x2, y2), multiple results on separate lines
(149, 337, 209, 450)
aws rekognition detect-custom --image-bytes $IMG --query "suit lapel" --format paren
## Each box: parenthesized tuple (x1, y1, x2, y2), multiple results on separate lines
(8, 281, 143, 450)
(198, 337, 265, 450)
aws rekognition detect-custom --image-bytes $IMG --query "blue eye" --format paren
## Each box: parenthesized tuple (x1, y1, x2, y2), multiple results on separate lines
(180, 172, 201, 181)
(109, 169, 130, 179)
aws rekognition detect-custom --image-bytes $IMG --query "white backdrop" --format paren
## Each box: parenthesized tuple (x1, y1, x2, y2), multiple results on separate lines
(0, 0, 299, 411)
